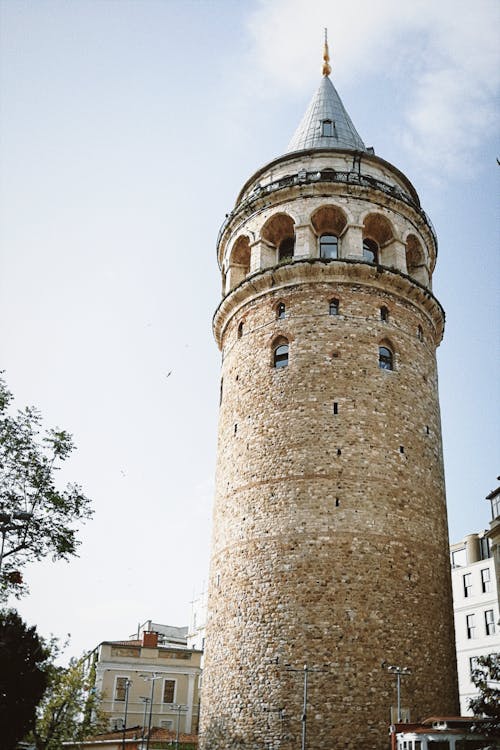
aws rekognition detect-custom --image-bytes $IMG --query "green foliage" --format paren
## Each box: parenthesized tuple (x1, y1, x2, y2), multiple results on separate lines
(30, 653, 107, 750)
(0, 373, 93, 599)
(469, 652, 500, 740)
(0, 609, 51, 750)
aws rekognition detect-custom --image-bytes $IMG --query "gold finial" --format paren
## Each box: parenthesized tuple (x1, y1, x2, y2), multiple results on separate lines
(322, 27, 331, 76)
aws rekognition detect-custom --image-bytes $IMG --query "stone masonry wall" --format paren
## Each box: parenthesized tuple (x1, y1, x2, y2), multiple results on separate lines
(201, 261, 458, 749)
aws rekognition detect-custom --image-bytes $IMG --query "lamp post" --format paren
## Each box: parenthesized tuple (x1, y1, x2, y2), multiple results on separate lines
(285, 663, 331, 750)
(121, 678, 132, 750)
(0, 511, 33, 573)
(385, 664, 411, 722)
(141, 673, 163, 750)
(173, 704, 188, 748)
(140, 696, 150, 746)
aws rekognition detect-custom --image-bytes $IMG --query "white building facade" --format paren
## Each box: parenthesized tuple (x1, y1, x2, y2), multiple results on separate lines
(450, 531, 500, 714)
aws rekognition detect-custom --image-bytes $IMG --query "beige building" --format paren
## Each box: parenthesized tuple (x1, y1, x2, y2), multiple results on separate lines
(93, 625, 201, 735)
(201, 39, 458, 749)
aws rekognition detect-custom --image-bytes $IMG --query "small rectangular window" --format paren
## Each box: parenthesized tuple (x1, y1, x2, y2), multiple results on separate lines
(480, 536, 491, 560)
(485, 609, 496, 635)
(469, 656, 479, 676)
(466, 614, 476, 639)
(114, 677, 128, 701)
(463, 573, 472, 598)
(481, 568, 491, 593)
(163, 679, 176, 703)
(321, 120, 334, 136)
(333, 402, 338, 415)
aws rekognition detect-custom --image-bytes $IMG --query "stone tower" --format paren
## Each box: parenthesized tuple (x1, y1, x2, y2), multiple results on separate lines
(201, 41, 458, 750)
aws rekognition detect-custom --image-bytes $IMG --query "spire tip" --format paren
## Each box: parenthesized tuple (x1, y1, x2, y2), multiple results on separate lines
(322, 28, 332, 77)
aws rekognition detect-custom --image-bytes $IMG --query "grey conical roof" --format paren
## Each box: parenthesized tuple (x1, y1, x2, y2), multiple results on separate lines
(286, 75, 366, 153)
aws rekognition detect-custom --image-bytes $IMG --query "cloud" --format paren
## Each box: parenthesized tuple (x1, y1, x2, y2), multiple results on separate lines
(245, 0, 500, 177)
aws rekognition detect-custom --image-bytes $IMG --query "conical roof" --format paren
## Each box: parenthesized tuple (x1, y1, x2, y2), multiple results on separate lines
(286, 74, 366, 153)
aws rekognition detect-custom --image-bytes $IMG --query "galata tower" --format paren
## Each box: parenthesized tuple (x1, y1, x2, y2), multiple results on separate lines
(201, 39, 459, 750)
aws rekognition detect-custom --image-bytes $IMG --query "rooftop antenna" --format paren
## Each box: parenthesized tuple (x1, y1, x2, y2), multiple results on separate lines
(322, 28, 332, 76)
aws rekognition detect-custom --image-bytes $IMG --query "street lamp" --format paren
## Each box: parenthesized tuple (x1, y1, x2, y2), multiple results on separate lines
(285, 663, 331, 750)
(139, 696, 150, 746)
(172, 704, 188, 748)
(121, 678, 132, 750)
(385, 663, 411, 722)
(140, 673, 163, 750)
(0, 511, 33, 573)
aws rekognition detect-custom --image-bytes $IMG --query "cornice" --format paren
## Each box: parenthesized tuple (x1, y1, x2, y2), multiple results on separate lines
(213, 258, 445, 348)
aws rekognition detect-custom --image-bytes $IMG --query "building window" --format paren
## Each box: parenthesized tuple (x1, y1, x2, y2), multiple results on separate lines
(378, 346, 393, 370)
(238, 321, 243, 338)
(469, 656, 479, 676)
(452, 547, 467, 568)
(466, 614, 476, 639)
(278, 236, 295, 262)
(480, 536, 491, 560)
(363, 238, 378, 263)
(380, 306, 389, 322)
(274, 342, 289, 369)
(319, 234, 338, 259)
(321, 119, 334, 136)
(463, 573, 472, 598)
(485, 610, 496, 635)
(417, 325, 424, 342)
(114, 677, 128, 701)
(276, 302, 286, 320)
(163, 679, 176, 703)
(481, 568, 492, 593)
(329, 298, 339, 315)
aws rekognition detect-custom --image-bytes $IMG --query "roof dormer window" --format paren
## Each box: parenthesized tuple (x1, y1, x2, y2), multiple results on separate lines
(321, 119, 334, 137)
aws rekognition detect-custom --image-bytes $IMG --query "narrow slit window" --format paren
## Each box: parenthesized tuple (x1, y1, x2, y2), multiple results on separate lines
(380, 306, 389, 322)
(276, 302, 286, 319)
(273, 343, 289, 369)
(333, 402, 338, 415)
(319, 234, 338, 259)
(238, 321, 244, 338)
(417, 325, 424, 342)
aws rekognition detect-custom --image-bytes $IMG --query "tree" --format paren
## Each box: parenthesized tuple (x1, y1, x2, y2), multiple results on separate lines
(469, 652, 500, 740)
(0, 609, 51, 750)
(30, 653, 107, 750)
(0, 373, 93, 599)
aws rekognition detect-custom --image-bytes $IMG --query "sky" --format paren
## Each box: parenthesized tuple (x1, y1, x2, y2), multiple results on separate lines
(0, 0, 498, 662)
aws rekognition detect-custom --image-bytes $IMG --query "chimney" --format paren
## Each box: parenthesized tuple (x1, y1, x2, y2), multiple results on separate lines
(142, 631, 158, 648)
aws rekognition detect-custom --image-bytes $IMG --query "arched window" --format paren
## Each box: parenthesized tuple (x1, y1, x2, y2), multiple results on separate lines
(329, 298, 339, 316)
(378, 346, 393, 371)
(237, 321, 244, 338)
(273, 342, 289, 369)
(276, 302, 286, 320)
(380, 306, 389, 322)
(278, 237, 295, 262)
(319, 234, 338, 260)
(363, 238, 379, 263)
